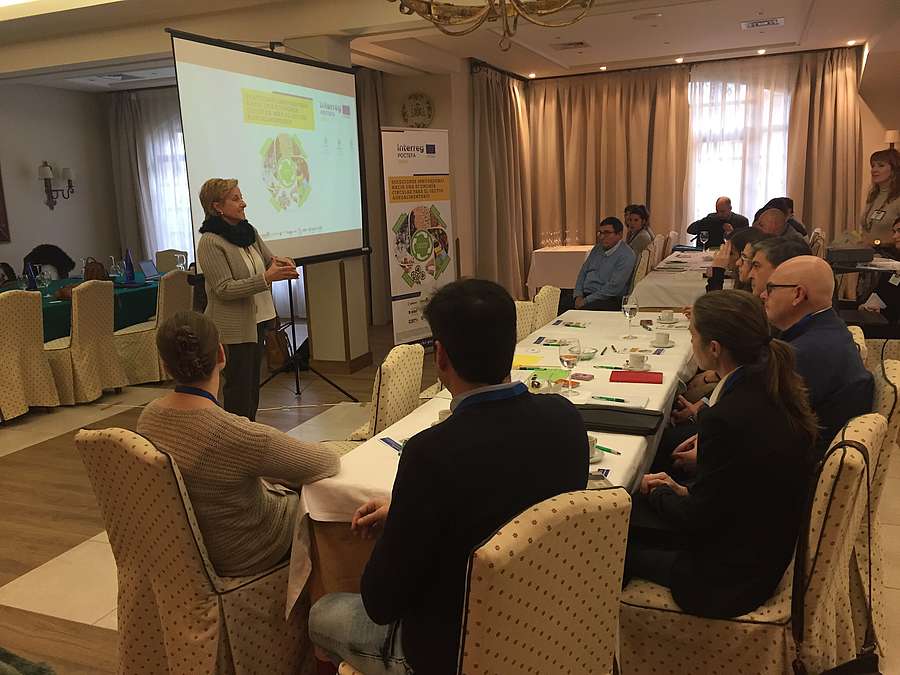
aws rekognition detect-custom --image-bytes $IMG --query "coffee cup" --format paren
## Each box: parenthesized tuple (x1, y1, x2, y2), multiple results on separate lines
(652, 331, 671, 348)
(628, 353, 647, 369)
(659, 309, 674, 322)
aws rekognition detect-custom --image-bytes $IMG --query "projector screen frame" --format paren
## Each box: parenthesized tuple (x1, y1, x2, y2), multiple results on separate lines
(166, 28, 371, 267)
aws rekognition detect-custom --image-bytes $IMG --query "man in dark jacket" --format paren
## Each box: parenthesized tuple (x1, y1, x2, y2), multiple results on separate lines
(762, 256, 874, 457)
(309, 279, 589, 675)
(687, 196, 750, 248)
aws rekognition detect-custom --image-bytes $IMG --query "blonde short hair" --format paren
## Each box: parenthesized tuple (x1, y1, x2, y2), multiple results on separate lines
(199, 178, 238, 217)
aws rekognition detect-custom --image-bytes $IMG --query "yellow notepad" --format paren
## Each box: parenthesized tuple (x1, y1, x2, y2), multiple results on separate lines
(512, 354, 542, 369)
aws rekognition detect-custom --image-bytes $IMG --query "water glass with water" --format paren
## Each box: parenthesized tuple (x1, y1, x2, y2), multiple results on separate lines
(622, 295, 639, 340)
(558, 338, 582, 397)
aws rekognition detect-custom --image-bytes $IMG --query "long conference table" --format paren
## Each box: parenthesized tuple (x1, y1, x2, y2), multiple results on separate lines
(0, 274, 159, 341)
(630, 250, 713, 309)
(288, 309, 697, 611)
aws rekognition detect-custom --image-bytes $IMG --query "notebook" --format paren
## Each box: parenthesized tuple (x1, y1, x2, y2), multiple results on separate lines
(609, 370, 664, 384)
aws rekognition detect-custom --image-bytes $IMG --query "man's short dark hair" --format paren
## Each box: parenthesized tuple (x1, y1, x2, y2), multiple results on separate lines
(752, 236, 811, 267)
(424, 278, 516, 385)
(731, 227, 770, 253)
(599, 216, 624, 234)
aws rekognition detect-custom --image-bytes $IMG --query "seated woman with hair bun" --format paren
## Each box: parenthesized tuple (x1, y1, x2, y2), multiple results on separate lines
(137, 310, 340, 577)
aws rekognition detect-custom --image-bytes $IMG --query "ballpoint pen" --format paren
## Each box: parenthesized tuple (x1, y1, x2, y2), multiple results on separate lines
(592, 395, 626, 403)
(594, 444, 622, 456)
(593, 365, 624, 370)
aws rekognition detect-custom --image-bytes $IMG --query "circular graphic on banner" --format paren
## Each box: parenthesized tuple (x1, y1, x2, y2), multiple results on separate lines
(391, 204, 451, 288)
(411, 230, 433, 261)
(261, 133, 311, 212)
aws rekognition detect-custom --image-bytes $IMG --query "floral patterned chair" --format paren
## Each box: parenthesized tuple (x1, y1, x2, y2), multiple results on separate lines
(0, 290, 60, 421)
(75, 427, 315, 675)
(44, 280, 128, 404)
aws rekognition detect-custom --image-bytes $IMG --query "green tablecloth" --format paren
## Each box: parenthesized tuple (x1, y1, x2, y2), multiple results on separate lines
(1, 275, 158, 342)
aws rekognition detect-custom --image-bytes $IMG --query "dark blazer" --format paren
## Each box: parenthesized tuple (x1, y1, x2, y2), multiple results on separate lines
(648, 368, 813, 617)
(687, 212, 750, 247)
(361, 387, 589, 675)
(783, 309, 874, 458)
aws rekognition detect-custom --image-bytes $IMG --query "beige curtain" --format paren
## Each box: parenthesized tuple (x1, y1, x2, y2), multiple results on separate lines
(528, 66, 690, 248)
(787, 48, 862, 241)
(473, 66, 534, 298)
(355, 67, 391, 325)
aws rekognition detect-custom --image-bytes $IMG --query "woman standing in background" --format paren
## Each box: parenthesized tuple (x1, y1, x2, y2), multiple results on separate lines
(861, 148, 900, 247)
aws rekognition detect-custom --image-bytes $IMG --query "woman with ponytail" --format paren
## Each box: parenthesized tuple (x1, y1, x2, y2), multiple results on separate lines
(137, 311, 339, 577)
(626, 290, 817, 618)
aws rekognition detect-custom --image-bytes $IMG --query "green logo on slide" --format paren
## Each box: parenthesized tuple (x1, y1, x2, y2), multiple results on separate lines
(261, 133, 311, 211)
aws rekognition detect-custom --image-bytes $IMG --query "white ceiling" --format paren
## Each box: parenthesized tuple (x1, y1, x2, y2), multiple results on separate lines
(350, 0, 900, 78)
(1, 0, 897, 92)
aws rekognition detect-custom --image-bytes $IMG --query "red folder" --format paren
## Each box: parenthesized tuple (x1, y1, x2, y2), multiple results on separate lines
(610, 370, 664, 384)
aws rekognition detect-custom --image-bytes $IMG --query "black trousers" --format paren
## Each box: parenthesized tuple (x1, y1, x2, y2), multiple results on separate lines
(582, 296, 623, 311)
(623, 493, 684, 589)
(222, 320, 268, 421)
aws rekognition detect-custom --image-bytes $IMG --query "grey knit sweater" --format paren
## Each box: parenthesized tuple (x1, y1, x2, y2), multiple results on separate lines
(137, 401, 340, 577)
(197, 229, 275, 344)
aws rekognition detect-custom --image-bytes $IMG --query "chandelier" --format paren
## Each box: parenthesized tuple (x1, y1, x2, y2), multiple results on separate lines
(389, 0, 594, 50)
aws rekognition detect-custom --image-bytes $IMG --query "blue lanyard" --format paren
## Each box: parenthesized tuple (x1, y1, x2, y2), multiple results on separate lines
(454, 382, 528, 414)
(174, 385, 219, 406)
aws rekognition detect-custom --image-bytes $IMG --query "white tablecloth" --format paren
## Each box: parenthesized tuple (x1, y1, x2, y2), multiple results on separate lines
(301, 310, 696, 523)
(526, 245, 593, 298)
(631, 251, 713, 309)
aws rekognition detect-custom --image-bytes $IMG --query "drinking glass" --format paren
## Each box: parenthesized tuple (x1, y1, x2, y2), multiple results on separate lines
(35, 266, 50, 295)
(699, 231, 709, 251)
(558, 338, 582, 397)
(622, 295, 639, 340)
(175, 253, 187, 271)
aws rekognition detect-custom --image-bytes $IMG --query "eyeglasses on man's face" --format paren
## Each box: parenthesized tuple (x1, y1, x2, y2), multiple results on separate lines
(764, 282, 799, 295)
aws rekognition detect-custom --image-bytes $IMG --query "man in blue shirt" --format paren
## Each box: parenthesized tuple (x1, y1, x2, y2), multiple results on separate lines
(574, 217, 637, 311)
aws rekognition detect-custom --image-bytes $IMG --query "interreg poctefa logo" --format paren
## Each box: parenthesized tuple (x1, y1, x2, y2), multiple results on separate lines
(397, 143, 438, 159)
(319, 102, 351, 118)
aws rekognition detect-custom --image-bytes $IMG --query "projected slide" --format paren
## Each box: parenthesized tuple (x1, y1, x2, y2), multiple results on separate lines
(172, 34, 365, 262)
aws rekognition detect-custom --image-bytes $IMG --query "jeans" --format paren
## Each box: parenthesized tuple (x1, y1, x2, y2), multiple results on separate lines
(309, 593, 413, 675)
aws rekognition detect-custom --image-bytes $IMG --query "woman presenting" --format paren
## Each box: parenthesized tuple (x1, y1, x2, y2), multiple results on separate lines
(197, 178, 298, 420)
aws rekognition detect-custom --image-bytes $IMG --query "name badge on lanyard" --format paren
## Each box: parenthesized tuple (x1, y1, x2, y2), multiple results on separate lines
(872, 210, 887, 222)
(890, 273, 900, 287)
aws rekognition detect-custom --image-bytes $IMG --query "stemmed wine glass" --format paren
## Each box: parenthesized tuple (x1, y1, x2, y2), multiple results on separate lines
(558, 338, 582, 397)
(622, 295, 639, 340)
(699, 231, 710, 251)
(35, 265, 50, 296)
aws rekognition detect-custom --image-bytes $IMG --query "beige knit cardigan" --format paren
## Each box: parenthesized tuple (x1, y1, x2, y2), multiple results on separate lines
(197, 229, 274, 344)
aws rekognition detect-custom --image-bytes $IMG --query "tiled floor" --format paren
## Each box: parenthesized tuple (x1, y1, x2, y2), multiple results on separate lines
(1, 323, 899, 673)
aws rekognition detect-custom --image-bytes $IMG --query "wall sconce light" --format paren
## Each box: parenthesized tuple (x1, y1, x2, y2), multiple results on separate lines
(38, 161, 75, 210)
(885, 130, 899, 150)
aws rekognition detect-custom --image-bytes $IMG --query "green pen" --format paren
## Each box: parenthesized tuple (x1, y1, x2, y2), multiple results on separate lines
(594, 444, 622, 456)
(592, 395, 626, 403)
(593, 365, 624, 370)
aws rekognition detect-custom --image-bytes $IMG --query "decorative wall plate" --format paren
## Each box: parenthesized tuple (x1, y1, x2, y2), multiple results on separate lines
(401, 92, 434, 128)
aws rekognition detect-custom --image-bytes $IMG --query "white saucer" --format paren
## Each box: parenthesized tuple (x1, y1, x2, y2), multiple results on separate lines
(652, 341, 676, 349)
(626, 363, 651, 371)
(657, 317, 679, 325)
